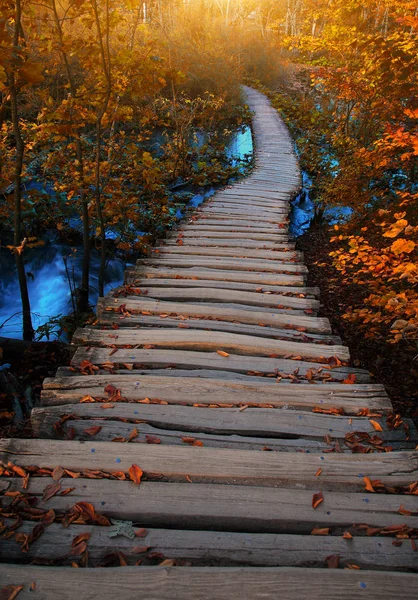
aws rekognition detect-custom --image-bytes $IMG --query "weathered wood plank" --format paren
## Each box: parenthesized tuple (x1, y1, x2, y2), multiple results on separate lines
(98, 297, 330, 333)
(141, 257, 308, 275)
(134, 266, 305, 285)
(127, 273, 314, 295)
(1, 565, 417, 599)
(34, 418, 329, 451)
(176, 230, 287, 240)
(111, 286, 318, 310)
(1, 524, 416, 570)
(98, 314, 340, 344)
(72, 328, 350, 361)
(32, 403, 411, 443)
(153, 246, 303, 262)
(67, 351, 373, 388)
(2, 476, 418, 532)
(40, 374, 388, 411)
(3, 439, 415, 491)
(164, 238, 294, 249)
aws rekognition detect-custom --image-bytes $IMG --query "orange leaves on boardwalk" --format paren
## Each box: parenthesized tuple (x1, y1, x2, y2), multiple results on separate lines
(129, 464, 143, 485)
(312, 492, 324, 510)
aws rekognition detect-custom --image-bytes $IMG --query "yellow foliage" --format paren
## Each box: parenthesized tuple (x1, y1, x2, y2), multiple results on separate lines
(390, 239, 415, 255)
(382, 219, 408, 238)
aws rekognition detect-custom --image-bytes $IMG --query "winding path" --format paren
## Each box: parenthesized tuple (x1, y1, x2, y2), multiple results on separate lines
(1, 87, 417, 598)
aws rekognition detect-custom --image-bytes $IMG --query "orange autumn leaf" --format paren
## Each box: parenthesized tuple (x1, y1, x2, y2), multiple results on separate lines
(363, 477, 375, 493)
(83, 426, 102, 436)
(311, 527, 329, 535)
(129, 464, 143, 485)
(182, 436, 204, 446)
(315, 468, 322, 477)
(216, 350, 229, 357)
(312, 491, 324, 509)
(369, 419, 383, 432)
(0, 585, 24, 600)
(343, 531, 353, 539)
(399, 505, 412, 516)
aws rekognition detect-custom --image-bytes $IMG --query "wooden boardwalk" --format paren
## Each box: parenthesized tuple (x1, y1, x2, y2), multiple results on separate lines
(1, 87, 417, 597)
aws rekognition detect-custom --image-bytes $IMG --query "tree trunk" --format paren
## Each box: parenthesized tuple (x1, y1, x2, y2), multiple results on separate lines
(9, 0, 34, 341)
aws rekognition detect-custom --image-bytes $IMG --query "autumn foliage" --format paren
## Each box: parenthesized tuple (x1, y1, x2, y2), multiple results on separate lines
(263, 0, 417, 345)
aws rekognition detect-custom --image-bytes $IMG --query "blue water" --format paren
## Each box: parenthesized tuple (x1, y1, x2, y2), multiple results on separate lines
(290, 171, 352, 237)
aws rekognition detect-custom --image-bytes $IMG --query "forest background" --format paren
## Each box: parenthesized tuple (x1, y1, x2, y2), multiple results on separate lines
(0, 0, 417, 423)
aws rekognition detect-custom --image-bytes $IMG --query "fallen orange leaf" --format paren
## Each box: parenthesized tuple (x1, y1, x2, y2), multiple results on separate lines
(216, 350, 229, 357)
(369, 419, 383, 432)
(129, 464, 143, 485)
(312, 491, 324, 509)
(311, 527, 329, 535)
(363, 477, 375, 493)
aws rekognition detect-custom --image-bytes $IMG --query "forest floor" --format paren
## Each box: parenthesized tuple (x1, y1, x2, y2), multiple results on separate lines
(297, 224, 418, 420)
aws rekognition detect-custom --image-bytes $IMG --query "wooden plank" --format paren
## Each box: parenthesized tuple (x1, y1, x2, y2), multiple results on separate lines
(127, 274, 315, 295)
(164, 238, 294, 249)
(33, 418, 330, 452)
(1, 566, 417, 599)
(134, 267, 305, 286)
(210, 195, 290, 204)
(200, 206, 287, 217)
(2, 524, 416, 570)
(72, 328, 349, 361)
(153, 247, 303, 261)
(32, 403, 410, 444)
(125, 275, 319, 297)
(204, 200, 288, 210)
(2, 477, 418, 532)
(3, 439, 416, 490)
(52, 367, 288, 383)
(114, 286, 319, 310)
(98, 314, 340, 344)
(141, 257, 307, 275)
(98, 298, 328, 332)
(40, 374, 387, 413)
(176, 230, 286, 240)
(67, 351, 373, 389)
(184, 217, 286, 227)
(37, 417, 415, 451)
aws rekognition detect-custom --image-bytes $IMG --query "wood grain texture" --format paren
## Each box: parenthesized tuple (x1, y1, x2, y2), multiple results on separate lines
(98, 314, 340, 344)
(1, 566, 417, 599)
(66, 350, 373, 387)
(2, 477, 418, 532)
(1, 439, 416, 491)
(1, 524, 416, 570)
(141, 257, 308, 274)
(72, 328, 349, 361)
(132, 266, 306, 286)
(40, 374, 388, 411)
(119, 285, 319, 310)
(98, 297, 331, 333)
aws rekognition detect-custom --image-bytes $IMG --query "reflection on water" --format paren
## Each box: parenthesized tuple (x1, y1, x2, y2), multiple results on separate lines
(0, 244, 126, 339)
